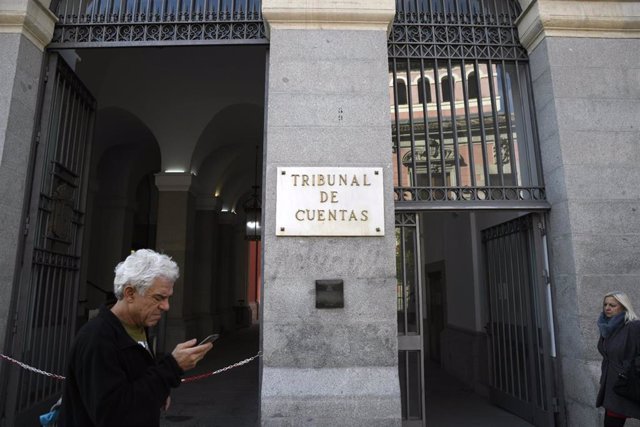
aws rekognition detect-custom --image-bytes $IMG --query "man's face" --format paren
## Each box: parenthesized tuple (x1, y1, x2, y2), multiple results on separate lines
(127, 277, 174, 328)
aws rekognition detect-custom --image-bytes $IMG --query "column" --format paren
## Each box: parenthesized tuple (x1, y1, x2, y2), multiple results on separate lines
(0, 0, 55, 351)
(155, 172, 198, 348)
(193, 196, 221, 337)
(517, 2, 640, 426)
(261, 1, 401, 425)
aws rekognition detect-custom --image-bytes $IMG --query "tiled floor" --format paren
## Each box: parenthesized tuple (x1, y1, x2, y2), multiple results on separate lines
(160, 325, 260, 427)
(161, 325, 534, 427)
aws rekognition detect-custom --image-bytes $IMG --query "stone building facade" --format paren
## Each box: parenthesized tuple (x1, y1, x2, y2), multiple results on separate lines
(0, 0, 639, 426)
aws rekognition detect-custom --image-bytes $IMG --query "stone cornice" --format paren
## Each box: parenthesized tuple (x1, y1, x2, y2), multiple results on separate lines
(262, 0, 395, 34)
(517, 1, 640, 53)
(0, 0, 57, 51)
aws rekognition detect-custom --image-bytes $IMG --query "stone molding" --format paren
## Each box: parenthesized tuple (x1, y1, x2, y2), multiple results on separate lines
(516, 0, 640, 52)
(155, 172, 196, 193)
(262, 0, 395, 33)
(0, 0, 57, 51)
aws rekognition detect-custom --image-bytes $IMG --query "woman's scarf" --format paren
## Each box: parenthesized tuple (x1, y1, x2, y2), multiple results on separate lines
(598, 311, 626, 338)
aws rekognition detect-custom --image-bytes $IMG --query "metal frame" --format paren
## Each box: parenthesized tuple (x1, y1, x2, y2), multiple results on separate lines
(49, 0, 267, 48)
(482, 214, 557, 426)
(389, 0, 548, 210)
(3, 53, 96, 425)
(395, 212, 426, 425)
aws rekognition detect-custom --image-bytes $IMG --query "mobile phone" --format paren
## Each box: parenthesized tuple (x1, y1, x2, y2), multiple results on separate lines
(198, 334, 219, 346)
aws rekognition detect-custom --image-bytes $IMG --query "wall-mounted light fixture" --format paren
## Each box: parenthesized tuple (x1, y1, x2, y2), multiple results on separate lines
(244, 145, 261, 241)
(244, 185, 261, 241)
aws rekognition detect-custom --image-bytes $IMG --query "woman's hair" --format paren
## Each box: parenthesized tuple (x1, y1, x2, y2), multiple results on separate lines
(113, 249, 179, 299)
(604, 291, 639, 323)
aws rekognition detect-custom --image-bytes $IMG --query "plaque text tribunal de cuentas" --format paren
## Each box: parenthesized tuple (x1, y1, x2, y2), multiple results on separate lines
(276, 167, 385, 236)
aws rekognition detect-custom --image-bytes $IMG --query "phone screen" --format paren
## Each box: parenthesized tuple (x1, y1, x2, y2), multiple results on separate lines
(198, 334, 219, 346)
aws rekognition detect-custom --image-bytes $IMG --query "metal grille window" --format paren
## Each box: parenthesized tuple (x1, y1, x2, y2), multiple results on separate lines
(49, 0, 266, 47)
(389, 0, 547, 209)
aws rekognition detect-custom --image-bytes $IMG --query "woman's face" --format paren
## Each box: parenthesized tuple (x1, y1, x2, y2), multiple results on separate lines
(603, 296, 625, 318)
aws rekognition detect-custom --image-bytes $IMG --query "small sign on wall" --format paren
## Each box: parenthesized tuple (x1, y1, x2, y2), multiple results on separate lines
(276, 167, 384, 236)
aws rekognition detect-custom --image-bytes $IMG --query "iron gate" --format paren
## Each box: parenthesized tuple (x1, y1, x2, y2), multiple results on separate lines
(3, 53, 95, 426)
(49, 0, 266, 48)
(396, 212, 425, 426)
(389, 0, 547, 211)
(482, 214, 557, 426)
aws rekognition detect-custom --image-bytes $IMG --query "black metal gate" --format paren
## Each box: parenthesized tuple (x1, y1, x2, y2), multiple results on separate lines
(482, 214, 557, 426)
(396, 212, 425, 426)
(389, 0, 547, 211)
(3, 53, 95, 426)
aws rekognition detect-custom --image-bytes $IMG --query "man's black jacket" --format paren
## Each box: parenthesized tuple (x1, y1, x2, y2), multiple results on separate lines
(59, 305, 183, 426)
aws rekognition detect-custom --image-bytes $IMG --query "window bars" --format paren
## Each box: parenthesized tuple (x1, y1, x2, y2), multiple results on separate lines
(49, 0, 267, 47)
(389, 0, 547, 209)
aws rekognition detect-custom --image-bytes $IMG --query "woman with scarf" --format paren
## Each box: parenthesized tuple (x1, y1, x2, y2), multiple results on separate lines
(597, 291, 640, 426)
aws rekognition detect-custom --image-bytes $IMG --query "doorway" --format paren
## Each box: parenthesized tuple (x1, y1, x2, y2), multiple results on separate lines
(3, 45, 267, 425)
(396, 210, 559, 426)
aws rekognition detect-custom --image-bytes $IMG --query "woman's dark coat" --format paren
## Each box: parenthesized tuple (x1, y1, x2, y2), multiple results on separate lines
(597, 319, 640, 418)
(59, 305, 183, 426)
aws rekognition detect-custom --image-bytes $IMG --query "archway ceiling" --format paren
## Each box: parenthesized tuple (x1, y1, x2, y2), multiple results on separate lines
(73, 45, 266, 210)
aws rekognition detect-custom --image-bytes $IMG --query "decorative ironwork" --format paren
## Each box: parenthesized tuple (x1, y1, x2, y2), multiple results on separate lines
(389, 0, 547, 209)
(49, 0, 267, 47)
(395, 212, 417, 227)
(33, 249, 81, 270)
(389, 0, 527, 60)
(4, 54, 95, 425)
(395, 186, 545, 203)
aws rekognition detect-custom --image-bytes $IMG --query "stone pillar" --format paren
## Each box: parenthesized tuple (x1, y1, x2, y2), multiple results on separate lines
(217, 211, 240, 331)
(155, 172, 198, 347)
(193, 196, 221, 337)
(517, 2, 640, 426)
(261, 1, 400, 425)
(0, 0, 55, 351)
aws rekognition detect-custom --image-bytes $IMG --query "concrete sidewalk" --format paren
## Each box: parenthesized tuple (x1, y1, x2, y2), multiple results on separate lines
(160, 324, 534, 427)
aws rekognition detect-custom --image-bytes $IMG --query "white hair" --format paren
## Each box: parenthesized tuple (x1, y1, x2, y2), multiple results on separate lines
(604, 291, 639, 323)
(113, 249, 179, 299)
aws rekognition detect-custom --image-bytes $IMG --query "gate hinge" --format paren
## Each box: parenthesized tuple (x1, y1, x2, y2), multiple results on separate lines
(11, 310, 19, 336)
(537, 221, 546, 236)
(543, 269, 551, 286)
(551, 396, 560, 413)
(23, 215, 30, 236)
(35, 131, 41, 144)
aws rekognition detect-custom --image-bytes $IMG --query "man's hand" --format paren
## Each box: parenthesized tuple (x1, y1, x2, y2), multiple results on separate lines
(171, 339, 213, 371)
(163, 396, 171, 411)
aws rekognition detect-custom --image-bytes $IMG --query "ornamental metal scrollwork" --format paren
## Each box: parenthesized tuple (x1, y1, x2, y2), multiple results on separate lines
(48, 181, 75, 244)
(388, 0, 527, 60)
(49, 0, 267, 47)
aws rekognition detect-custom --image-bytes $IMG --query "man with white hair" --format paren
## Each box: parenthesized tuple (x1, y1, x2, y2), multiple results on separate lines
(59, 249, 213, 426)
